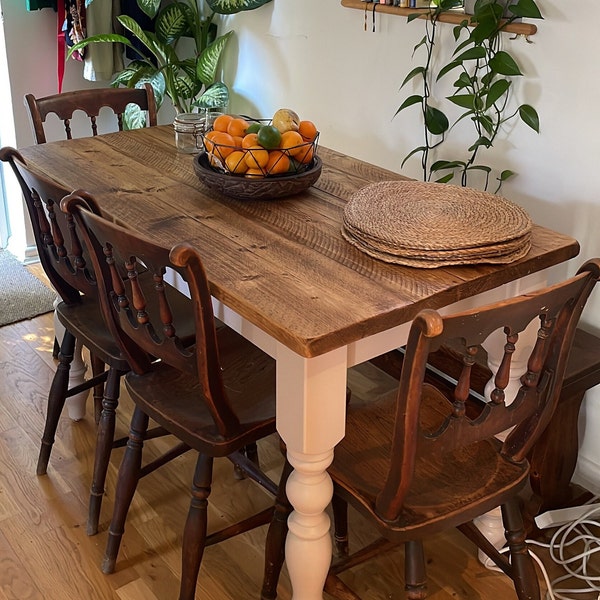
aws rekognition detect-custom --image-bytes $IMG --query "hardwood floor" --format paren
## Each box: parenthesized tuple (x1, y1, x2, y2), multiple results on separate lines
(0, 291, 590, 599)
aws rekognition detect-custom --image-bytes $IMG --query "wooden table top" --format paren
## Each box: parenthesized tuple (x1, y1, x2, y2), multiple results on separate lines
(18, 125, 580, 358)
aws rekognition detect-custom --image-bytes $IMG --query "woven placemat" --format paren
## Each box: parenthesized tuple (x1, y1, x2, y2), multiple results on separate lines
(342, 181, 532, 267)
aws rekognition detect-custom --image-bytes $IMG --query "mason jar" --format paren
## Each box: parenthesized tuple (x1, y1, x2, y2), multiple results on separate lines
(173, 113, 204, 154)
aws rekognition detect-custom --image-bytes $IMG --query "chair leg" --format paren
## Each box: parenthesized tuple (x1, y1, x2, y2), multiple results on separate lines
(36, 330, 76, 476)
(502, 499, 541, 600)
(101, 405, 149, 574)
(234, 442, 260, 480)
(52, 336, 60, 359)
(332, 492, 350, 557)
(90, 353, 105, 426)
(405, 540, 427, 600)
(261, 458, 294, 600)
(179, 453, 214, 600)
(87, 367, 123, 536)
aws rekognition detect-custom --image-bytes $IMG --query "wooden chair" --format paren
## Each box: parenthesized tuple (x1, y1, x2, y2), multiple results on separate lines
(261, 259, 600, 600)
(62, 192, 287, 600)
(0, 147, 192, 536)
(24, 84, 157, 144)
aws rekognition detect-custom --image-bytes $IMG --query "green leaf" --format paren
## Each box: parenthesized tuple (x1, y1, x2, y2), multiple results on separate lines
(498, 169, 516, 180)
(467, 136, 492, 151)
(155, 3, 191, 45)
(519, 104, 540, 132)
(466, 164, 492, 173)
(193, 82, 229, 109)
(447, 94, 475, 109)
(196, 31, 233, 85)
(205, 0, 272, 14)
(484, 78, 510, 108)
(167, 65, 197, 100)
(453, 46, 486, 61)
(401, 146, 427, 169)
(400, 66, 426, 88)
(66, 33, 132, 60)
(437, 60, 461, 81)
(407, 13, 423, 23)
(434, 173, 456, 183)
(509, 0, 542, 19)
(470, 18, 498, 43)
(425, 106, 449, 135)
(123, 104, 147, 130)
(476, 114, 495, 135)
(117, 15, 158, 57)
(430, 160, 465, 171)
(489, 50, 522, 76)
(137, 0, 161, 19)
(395, 94, 423, 116)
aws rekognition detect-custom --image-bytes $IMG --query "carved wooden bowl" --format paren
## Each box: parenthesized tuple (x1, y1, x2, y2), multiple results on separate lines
(193, 152, 322, 201)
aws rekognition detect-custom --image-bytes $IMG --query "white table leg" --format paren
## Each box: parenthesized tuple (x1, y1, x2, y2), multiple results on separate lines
(276, 345, 348, 600)
(52, 301, 89, 421)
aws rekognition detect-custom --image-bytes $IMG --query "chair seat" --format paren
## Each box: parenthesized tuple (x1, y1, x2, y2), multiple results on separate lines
(330, 383, 529, 540)
(57, 298, 129, 371)
(125, 325, 277, 457)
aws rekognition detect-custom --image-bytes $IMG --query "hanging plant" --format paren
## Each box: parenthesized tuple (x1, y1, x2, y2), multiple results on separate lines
(397, 0, 542, 192)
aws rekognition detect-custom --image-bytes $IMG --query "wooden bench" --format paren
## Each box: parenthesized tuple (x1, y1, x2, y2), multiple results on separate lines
(370, 328, 600, 520)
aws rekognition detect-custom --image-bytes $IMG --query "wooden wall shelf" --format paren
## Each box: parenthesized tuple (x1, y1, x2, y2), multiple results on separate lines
(340, 0, 538, 37)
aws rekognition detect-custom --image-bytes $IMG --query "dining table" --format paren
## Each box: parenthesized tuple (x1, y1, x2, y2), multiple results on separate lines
(17, 124, 580, 599)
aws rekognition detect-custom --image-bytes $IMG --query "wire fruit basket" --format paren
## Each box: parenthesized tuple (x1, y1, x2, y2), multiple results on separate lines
(197, 117, 319, 178)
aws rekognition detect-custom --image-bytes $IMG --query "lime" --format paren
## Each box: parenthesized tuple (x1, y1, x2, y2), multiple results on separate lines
(246, 121, 261, 134)
(257, 125, 282, 150)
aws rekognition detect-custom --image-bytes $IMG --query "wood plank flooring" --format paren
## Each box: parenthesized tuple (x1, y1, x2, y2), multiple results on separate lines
(0, 274, 593, 599)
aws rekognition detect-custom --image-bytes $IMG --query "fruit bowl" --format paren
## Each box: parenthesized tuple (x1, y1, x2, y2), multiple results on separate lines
(193, 152, 323, 201)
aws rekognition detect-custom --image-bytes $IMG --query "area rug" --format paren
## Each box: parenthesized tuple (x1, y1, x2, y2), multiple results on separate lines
(0, 249, 56, 327)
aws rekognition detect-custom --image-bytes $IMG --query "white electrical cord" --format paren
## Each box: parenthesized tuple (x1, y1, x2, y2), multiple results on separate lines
(479, 497, 600, 600)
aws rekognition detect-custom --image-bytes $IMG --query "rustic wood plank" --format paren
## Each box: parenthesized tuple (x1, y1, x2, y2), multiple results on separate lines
(18, 128, 579, 358)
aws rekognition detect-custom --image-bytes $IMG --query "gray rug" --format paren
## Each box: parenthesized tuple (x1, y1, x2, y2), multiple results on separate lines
(0, 249, 56, 327)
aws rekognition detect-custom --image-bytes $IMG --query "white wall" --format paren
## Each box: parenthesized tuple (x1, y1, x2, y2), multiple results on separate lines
(218, 0, 600, 493)
(2, 0, 600, 490)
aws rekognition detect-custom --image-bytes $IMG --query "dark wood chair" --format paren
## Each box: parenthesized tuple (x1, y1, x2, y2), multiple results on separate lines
(24, 84, 158, 144)
(0, 147, 192, 537)
(62, 192, 288, 600)
(261, 259, 600, 600)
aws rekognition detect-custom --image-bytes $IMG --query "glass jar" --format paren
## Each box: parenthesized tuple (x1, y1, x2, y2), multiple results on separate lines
(173, 113, 204, 154)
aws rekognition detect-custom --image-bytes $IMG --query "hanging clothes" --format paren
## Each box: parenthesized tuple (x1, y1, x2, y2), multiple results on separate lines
(65, 0, 86, 61)
(83, 0, 124, 81)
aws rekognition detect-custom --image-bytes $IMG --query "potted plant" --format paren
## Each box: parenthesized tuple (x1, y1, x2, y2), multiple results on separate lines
(398, 0, 542, 191)
(68, 0, 272, 127)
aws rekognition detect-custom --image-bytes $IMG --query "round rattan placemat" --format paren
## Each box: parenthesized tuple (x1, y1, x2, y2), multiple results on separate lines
(342, 181, 532, 268)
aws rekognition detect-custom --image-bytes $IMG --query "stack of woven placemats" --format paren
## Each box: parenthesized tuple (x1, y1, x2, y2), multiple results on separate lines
(341, 180, 533, 268)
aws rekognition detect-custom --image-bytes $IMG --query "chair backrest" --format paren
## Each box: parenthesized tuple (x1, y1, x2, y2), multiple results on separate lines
(376, 260, 600, 522)
(61, 192, 242, 437)
(0, 146, 100, 304)
(24, 84, 158, 144)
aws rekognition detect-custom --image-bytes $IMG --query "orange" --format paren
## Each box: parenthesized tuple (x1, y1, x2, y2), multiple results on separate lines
(266, 151, 290, 175)
(280, 131, 304, 157)
(296, 144, 315, 164)
(245, 146, 270, 170)
(212, 114, 234, 133)
(231, 135, 244, 149)
(245, 168, 265, 179)
(242, 133, 260, 149)
(204, 131, 235, 160)
(298, 120, 318, 142)
(227, 117, 249, 138)
(225, 150, 248, 174)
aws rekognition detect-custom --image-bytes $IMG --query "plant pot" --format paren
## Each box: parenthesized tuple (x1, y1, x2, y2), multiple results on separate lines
(463, 0, 521, 20)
